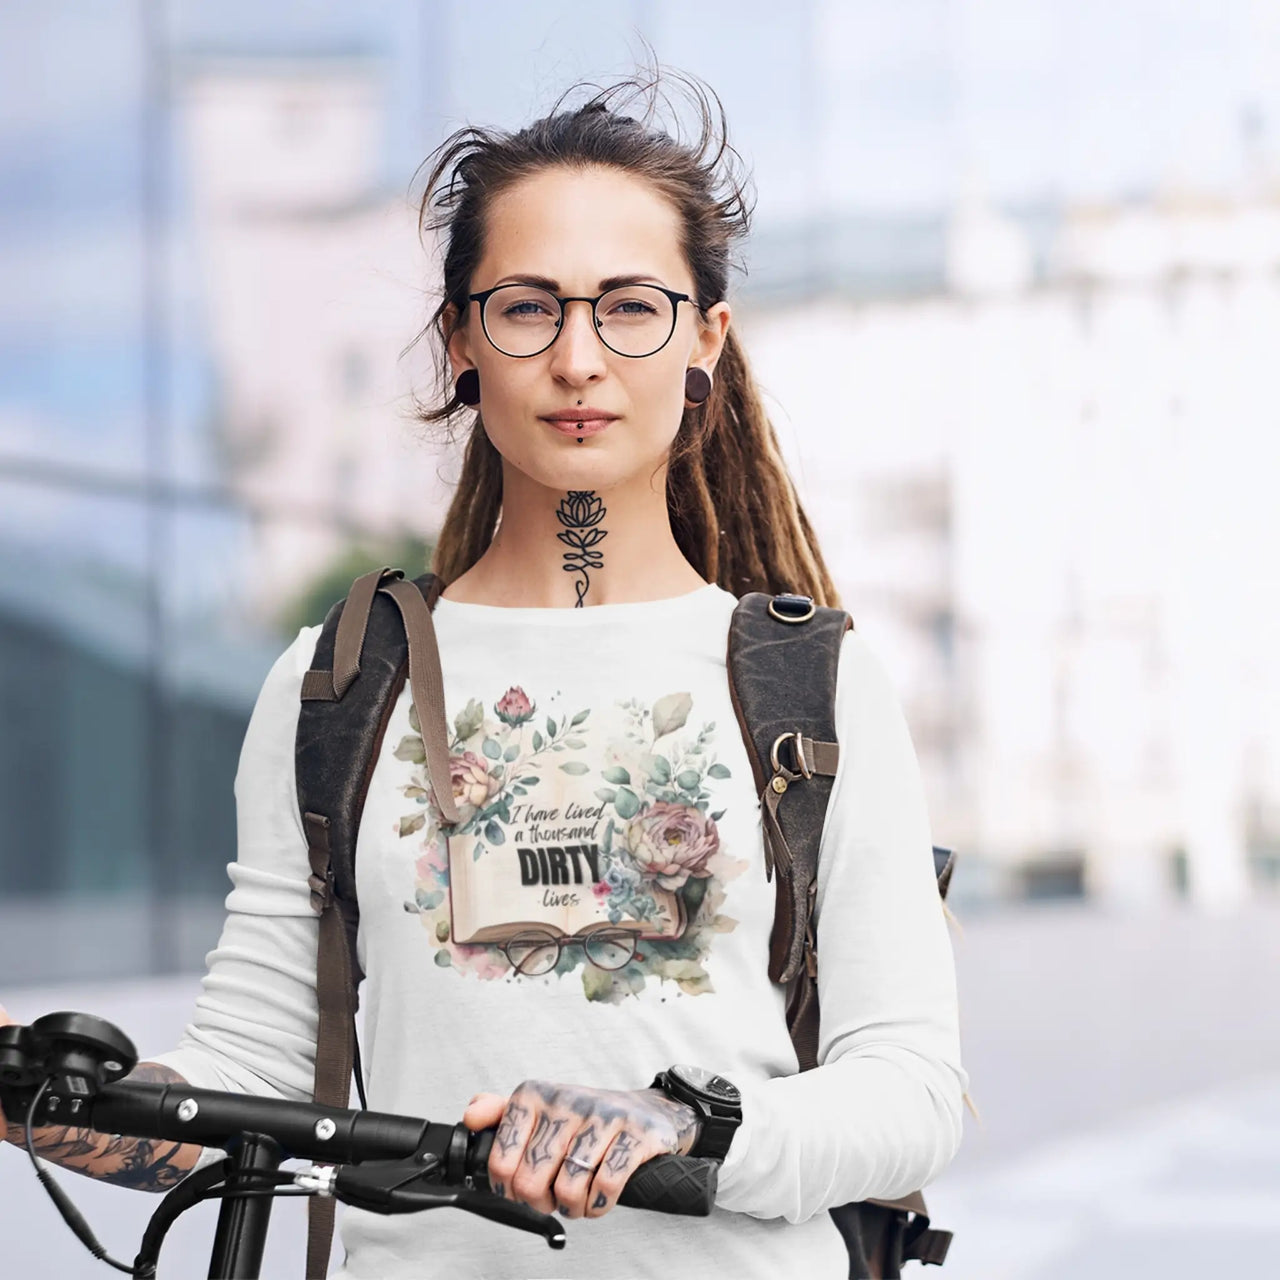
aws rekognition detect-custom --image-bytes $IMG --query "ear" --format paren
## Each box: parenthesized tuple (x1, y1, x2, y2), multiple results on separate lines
(444, 302, 475, 380)
(694, 300, 732, 375)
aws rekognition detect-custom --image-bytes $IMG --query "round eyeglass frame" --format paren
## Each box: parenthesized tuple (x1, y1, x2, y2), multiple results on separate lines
(501, 924, 640, 976)
(466, 283, 695, 359)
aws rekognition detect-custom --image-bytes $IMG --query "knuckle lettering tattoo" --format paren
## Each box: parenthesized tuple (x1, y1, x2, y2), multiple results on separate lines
(524, 1114, 568, 1170)
(592, 1190, 609, 1211)
(495, 1099, 530, 1158)
(603, 1130, 639, 1176)
(565, 1122, 600, 1174)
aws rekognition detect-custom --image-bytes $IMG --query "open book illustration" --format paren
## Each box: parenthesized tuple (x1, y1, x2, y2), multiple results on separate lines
(447, 825, 688, 945)
(399, 684, 746, 1002)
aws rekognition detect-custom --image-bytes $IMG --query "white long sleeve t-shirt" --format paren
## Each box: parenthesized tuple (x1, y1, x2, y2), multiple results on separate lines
(151, 582, 966, 1279)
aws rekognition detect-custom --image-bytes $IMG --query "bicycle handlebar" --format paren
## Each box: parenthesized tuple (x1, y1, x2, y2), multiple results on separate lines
(79, 1077, 719, 1215)
(1, 1010, 719, 1277)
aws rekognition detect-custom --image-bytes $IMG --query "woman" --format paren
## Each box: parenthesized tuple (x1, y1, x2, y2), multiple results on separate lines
(1, 70, 966, 1278)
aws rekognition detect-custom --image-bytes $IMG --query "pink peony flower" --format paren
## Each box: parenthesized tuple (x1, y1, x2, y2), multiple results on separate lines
(430, 749, 501, 824)
(624, 802, 720, 890)
(452, 943, 512, 980)
(494, 686, 535, 726)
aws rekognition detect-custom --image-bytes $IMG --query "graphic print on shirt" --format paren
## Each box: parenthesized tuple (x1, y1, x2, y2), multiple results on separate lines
(394, 685, 748, 1003)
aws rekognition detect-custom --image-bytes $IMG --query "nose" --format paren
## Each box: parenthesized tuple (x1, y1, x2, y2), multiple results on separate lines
(546, 298, 607, 387)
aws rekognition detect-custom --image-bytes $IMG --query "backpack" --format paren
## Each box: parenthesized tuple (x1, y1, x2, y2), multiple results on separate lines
(294, 567, 957, 1278)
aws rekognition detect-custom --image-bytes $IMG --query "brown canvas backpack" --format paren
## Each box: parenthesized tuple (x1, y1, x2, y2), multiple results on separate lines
(294, 567, 956, 1277)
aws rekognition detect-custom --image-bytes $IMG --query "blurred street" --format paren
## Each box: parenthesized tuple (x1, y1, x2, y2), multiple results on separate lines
(2, 899, 1277, 1278)
(928, 901, 1280, 1278)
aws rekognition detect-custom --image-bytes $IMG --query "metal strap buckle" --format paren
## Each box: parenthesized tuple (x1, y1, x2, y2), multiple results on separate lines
(767, 594, 816, 624)
(769, 731, 813, 780)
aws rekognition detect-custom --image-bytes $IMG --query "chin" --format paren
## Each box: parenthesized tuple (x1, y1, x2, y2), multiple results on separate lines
(492, 425, 676, 495)
(528, 455, 629, 494)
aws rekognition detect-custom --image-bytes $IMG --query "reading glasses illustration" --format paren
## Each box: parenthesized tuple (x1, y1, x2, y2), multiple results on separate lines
(502, 924, 641, 975)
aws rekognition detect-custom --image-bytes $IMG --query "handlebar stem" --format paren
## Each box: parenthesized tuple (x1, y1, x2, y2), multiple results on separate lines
(207, 1132, 284, 1280)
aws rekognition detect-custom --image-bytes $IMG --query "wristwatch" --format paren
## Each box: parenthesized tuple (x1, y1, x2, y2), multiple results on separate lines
(649, 1064, 742, 1160)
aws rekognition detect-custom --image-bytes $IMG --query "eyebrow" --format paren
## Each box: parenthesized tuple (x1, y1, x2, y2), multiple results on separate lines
(491, 273, 669, 292)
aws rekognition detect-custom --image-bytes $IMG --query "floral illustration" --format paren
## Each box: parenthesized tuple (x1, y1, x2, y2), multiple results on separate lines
(494, 686, 536, 726)
(624, 802, 720, 890)
(394, 683, 745, 1002)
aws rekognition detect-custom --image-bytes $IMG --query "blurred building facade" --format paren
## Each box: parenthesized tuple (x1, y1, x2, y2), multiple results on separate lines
(5, 3, 1280, 985)
(746, 190, 1280, 910)
(174, 55, 1280, 912)
(179, 57, 453, 617)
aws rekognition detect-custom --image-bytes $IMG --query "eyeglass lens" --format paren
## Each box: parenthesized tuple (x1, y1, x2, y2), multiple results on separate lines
(504, 927, 638, 975)
(481, 285, 677, 358)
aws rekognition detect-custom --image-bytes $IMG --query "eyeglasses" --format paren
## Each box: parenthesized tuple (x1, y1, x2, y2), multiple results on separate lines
(501, 924, 639, 976)
(467, 283, 694, 359)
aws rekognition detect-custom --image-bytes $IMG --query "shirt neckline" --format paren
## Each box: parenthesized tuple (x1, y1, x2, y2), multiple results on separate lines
(432, 581, 731, 626)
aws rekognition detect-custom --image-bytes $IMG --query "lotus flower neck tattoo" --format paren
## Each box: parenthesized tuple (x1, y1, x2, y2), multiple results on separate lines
(555, 490, 608, 607)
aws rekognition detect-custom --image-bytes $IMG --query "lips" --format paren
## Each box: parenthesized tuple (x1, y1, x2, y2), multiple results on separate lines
(544, 418, 612, 437)
(539, 409, 618, 422)
(539, 410, 618, 437)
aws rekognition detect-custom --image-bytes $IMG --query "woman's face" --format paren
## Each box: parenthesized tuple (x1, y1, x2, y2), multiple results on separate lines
(445, 165, 731, 497)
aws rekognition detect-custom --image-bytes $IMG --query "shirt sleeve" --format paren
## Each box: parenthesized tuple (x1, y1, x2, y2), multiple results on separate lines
(147, 625, 325, 1104)
(713, 629, 968, 1223)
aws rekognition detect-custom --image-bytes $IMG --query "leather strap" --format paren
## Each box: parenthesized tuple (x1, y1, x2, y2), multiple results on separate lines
(301, 567, 400, 702)
(905, 1225, 953, 1266)
(300, 571, 457, 827)
(758, 736, 837, 886)
(298, 571, 457, 1275)
(376, 578, 458, 827)
(865, 1193, 953, 1268)
(303, 810, 357, 1280)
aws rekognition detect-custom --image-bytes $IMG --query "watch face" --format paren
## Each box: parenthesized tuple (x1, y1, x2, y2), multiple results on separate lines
(671, 1063, 741, 1104)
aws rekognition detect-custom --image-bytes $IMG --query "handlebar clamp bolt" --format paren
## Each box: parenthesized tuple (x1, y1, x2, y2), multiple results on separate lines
(176, 1098, 199, 1122)
(102, 1061, 123, 1075)
(314, 1118, 337, 1141)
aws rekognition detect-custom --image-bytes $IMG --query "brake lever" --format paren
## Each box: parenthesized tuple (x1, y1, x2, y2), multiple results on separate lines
(391, 1185, 566, 1248)
(325, 1157, 566, 1248)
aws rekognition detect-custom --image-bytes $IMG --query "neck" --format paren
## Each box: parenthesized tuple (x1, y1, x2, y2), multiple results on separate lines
(444, 462, 708, 608)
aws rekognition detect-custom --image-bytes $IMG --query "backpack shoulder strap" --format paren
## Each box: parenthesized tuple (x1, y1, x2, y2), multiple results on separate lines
(728, 590, 956, 1272)
(727, 592, 850, 992)
(727, 591, 957, 1065)
(294, 565, 453, 1278)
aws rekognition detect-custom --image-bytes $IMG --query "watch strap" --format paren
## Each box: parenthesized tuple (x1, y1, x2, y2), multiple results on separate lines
(650, 1068, 742, 1161)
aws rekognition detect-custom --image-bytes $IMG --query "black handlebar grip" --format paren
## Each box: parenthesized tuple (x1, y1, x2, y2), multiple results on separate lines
(616, 1154, 718, 1216)
(465, 1126, 716, 1216)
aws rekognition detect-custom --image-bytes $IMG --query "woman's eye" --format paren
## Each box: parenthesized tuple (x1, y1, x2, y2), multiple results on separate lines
(505, 301, 551, 317)
(609, 299, 657, 316)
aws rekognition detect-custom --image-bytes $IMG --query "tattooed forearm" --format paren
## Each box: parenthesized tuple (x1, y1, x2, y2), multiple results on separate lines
(555, 491, 607, 607)
(3, 1062, 203, 1192)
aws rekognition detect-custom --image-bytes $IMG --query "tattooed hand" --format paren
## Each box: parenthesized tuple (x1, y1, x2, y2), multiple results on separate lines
(461, 1080, 701, 1220)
